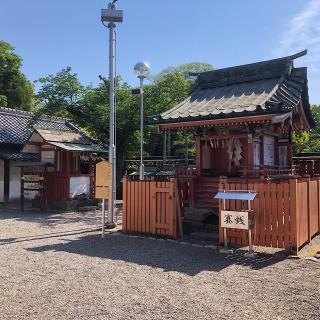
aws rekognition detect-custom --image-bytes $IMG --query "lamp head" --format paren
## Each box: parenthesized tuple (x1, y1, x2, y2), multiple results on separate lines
(134, 62, 150, 78)
(101, 0, 123, 23)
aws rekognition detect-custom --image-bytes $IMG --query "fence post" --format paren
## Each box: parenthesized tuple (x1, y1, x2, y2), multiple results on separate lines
(174, 178, 183, 238)
(289, 179, 298, 255)
(169, 178, 175, 238)
(318, 178, 320, 235)
(307, 177, 311, 242)
(150, 180, 156, 234)
(122, 177, 127, 232)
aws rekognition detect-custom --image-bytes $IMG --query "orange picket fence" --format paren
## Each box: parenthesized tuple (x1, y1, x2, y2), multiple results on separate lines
(122, 177, 182, 239)
(219, 177, 320, 254)
(122, 176, 320, 254)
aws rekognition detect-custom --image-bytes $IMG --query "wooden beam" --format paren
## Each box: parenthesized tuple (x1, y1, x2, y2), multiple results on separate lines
(159, 114, 274, 131)
(201, 133, 249, 140)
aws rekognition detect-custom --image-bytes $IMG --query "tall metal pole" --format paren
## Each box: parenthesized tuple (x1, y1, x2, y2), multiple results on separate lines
(101, 1, 122, 233)
(108, 14, 116, 224)
(139, 76, 145, 180)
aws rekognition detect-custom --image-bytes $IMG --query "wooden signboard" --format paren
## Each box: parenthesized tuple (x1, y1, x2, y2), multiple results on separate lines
(95, 186, 112, 199)
(95, 160, 112, 199)
(22, 174, 44, 200)
(22, 175, 44, 182)
(21, 167, 47, 211)
(220, 210, 249, 230)
(24, 190, 40, 199)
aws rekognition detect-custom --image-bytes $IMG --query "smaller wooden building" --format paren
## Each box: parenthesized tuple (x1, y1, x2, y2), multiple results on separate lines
(22, 128, 106, 203)
(0, 107, 106, 206)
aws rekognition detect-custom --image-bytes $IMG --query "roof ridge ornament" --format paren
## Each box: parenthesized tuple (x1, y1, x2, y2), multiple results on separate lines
(287, 49, 307, 60)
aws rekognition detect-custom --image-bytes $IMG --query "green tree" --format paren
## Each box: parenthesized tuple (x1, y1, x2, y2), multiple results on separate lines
(0, 40, 34, 110)
(143, 72, 192, 157)
(36, 63, 211, 180)
(35, 66, 85, 118)
(152, 62, 213, 81)
(144, 62, 213, 158)
(292, 131, 310, 155)
(292, 105, 320, 154)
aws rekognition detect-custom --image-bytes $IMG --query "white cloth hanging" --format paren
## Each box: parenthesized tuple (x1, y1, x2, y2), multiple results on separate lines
(226, 138, 243, 167)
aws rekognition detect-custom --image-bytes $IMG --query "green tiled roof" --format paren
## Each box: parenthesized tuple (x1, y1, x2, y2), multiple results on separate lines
(47, 142, 107, 153)
(149, 51, 314, 128)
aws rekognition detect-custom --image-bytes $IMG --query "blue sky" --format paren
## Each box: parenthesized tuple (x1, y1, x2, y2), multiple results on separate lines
(1, 0, 319, 103)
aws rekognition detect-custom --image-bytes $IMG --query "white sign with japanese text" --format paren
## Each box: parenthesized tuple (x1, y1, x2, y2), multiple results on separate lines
(221, 210, 249, 230)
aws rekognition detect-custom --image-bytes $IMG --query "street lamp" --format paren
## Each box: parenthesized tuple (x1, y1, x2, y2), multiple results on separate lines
(134, 62, 150, 180)
(100, 0, 123, 236)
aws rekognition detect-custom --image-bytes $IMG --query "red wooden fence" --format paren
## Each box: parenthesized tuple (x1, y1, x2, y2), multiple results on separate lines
(122, 178, 182, 239)
(122, 176, 320, 254)
(219, 177, 320, 254)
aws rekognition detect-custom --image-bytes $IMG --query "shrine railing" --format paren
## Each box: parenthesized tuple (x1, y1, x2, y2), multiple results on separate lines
(175, 165, 198, 177)
(294, 158, 320, 177)
(238, 165, 298, 178)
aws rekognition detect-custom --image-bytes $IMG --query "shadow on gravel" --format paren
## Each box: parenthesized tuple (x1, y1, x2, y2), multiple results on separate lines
(0, 228, 99, 246)
(0, 209, 100, 227)
(27, 234, 287, 276)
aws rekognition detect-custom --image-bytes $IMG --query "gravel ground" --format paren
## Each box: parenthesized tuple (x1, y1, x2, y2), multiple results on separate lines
(0, 208, 319, 320)
(299, 234, 320, 258)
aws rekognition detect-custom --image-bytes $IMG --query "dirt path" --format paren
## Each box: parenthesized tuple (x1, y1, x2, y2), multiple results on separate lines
(0, 209, 319, 320)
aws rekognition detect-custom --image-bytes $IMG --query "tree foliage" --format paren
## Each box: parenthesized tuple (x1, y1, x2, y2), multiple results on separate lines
(35, 67, 85, 117)
(152, 62, 213, 81)
(34, 63, 212, 186)
(292, 105, 320, 154)
(0, 41, 34, 110)
(35, 63, 209, 161)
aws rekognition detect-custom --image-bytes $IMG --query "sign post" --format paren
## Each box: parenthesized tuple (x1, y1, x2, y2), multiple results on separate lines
(215, 191, 257, 256)
(95, 160, 112, 238)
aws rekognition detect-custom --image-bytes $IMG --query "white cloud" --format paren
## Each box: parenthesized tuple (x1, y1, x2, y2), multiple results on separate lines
(276, 0, 320, 103)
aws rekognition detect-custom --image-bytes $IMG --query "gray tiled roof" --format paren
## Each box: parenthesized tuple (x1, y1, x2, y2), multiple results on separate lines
(0, 107, 81, 146)
(151, 51, 313, 127)
(0, 151, 38, 160)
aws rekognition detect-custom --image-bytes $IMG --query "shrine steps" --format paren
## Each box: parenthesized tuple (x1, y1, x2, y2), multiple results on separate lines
(194, 177, 220, 210)
(182, 206, 219, 235)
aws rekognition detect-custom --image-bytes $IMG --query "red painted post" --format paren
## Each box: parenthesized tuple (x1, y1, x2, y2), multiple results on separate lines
(289, 179, 298, 255)
(195, 135, 202, 176)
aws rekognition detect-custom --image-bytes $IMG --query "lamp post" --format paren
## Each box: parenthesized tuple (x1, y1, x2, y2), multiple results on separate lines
(101, 1, 123, 235)
(134, 62, 150, 181)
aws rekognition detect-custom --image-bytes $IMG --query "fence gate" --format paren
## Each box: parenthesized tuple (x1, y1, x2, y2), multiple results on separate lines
(122, 178, 181, 239)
